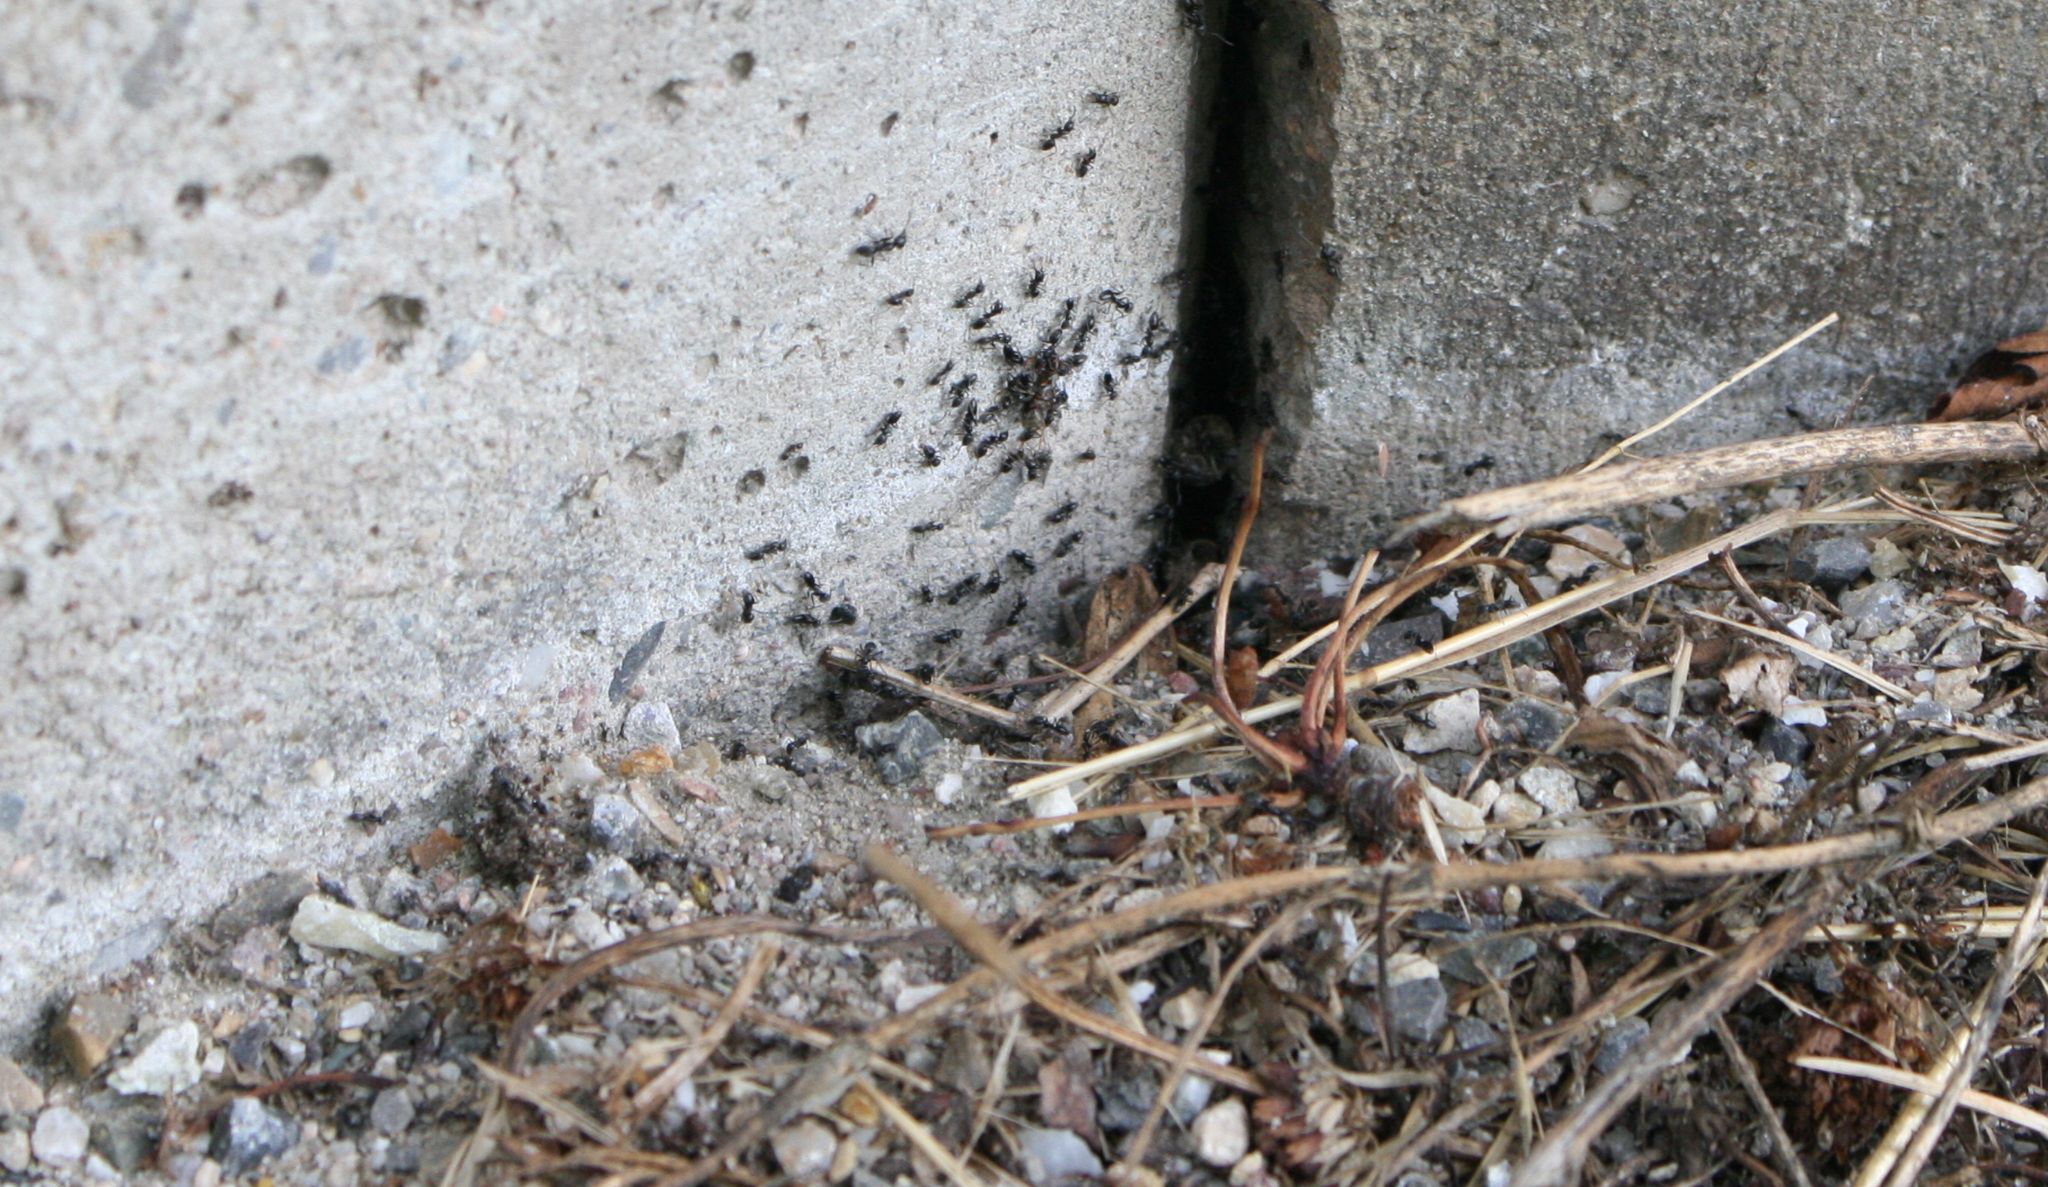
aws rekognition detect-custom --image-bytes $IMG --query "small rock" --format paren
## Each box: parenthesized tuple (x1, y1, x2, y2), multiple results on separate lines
(1016, 1127, 1102, 1183)
(1170, 1053, 1228, 1122)
(1758, 719, 1810, 765)
(32, 1106, 90, 1168)
(226, 925, 287, 986)
(108, 1021, 202, 1096)
(1377, 972, 1449, 1043)
(1868, 537, 1910, 579)
(854, 710, 946, 785)
(0, 1128, 28, 1173)
(1840, 578, 1908, 636)
(1934, 625, 1983, 669)
(769, 1118, 835, 1179)
(1031, 783, 1081, 833)
(1789, 535, 1871, 589)
(590, 855, 644, 902)
(1437, 935, 1541, 985)
(335, 1001, 377, 1032)
(54, 995, 134, 1077)
(1490, 792, 1543, 828)
(1361, 612, 1445, 666)
(369, 1087, 415, 1136)
(290, 895, 447, 961)
(1403, 688, 1482, 754)
(558, 752, 605, 787)
(1592, 1017, 1651, 1075)
(1517, 766, 1580, 817)
(90, 919, 169, 979)
(623, 701, 683, 752)
(208, 867, 315, 941)
(1422, 782, 1486, 846)
(1191, 1099, 1251, 1168)
(90, 1097, 159, 1172)
(1160, 988, 1208, 1030)
(1545, 524, 1630, 580)
(588, 794, 644, 852)
(210, 1097, 296, 1178)
(0, 1054, 45, 1115)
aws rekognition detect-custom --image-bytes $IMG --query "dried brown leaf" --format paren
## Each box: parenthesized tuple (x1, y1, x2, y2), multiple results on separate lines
(1224, 644, 1261, 710)
(1564, 711, 1682, 798)
(1929, 321, 2048, 420)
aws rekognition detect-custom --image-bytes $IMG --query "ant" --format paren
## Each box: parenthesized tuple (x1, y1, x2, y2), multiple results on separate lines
(1074, 149, 1096, 177)
(931, 628, 962, 645)
(872, 410, 902, 446)
(1052, 530, 1083, 558)
(744, 539, 788, 561)
(1008, 549, 1038, 574)
(1099, 288, 1133, 312)
(740, 590, 757, 622)
(1087, 91, 1120, 106)
(968, 302, 1006, 331)
(920, 443, 941, 467)
(853, 229, 907, 258)
(927, 360, 956, 386)
(910, 521, 945, 534)
(952, 281, 985, 308)
(1046, 500, 1078, 524)
(1039, 118, 1075, 150)
(1025, 267, 1046, 298)
(884, 288, 914, 305)
(827, 604, 858, 625)
(800, 571, 830, 601)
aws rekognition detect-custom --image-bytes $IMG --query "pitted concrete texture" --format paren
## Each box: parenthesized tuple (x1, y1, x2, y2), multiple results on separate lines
(0, 3, 1191, 1040)
(1236, 0, 2048, 557)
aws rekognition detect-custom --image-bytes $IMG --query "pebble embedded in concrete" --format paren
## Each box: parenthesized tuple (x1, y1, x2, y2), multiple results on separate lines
(623, 702, 682, 753)
(588, 794, 643, 852)
(0, 1128, 27, 1173)
(108, 1020, 202, 1096)
(32, 1106, 89, 1168)
(290, 895, 448, 961)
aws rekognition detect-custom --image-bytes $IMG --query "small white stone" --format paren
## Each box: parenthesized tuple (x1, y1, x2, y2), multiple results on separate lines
(558, 753, 604, 787)
(1856, 782, 1889, 815)
(1469, 778, 1502, 814)
(1582, 671, 1629, 706)
(306, 757, 336, 788)
(769, 1118, 835, 1179)
(1538, 830, 1615, 862)
(335, 1001, 377, 1031)
(108, 1020, 202, 1096)
(1869, 537, 1910, 580)
(933, 772, 963, 805)
(1031, 783, 1081, 833)
(1404, 688, 1482, 754)
(1228, 1150, 1271, 1187)
(32, 1106, 89, 1167)
(1017, 1127, 1103, 1183)
(0, 1128, 30, 1173)
(290, 896, 448, 961)
(1192, 1098, 1251, 1167)
(623, 701, 682, 752)
(1518, 766, 1580, 817)
(1675, 760, 1709, 788)
(893, 984, 946, 1013)
(1422, 782, 1486, 846)
(1160, 988, 1209, 1030)
(1490, 792, 1543, 828)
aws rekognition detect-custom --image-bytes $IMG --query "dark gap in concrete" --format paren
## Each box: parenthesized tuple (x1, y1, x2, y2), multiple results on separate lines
(1164, 0, 1340, 568)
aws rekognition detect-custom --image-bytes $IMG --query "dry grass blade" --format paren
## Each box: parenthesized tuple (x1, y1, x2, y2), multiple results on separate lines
(1688, 608, 1915, 703)
(1418, 420, 2042, 535)
(472, 1060, 621, 1145)
(1710, 1014, 1815, 1187)
(628, 937, 781, 1119)
(1582, 313, 1840, 472)
(1509, 879, 1846, 1187)
(858, 1073, 986, 1187)
(819, 645, 1032, 732)
(1009, 504, 1824, 802)
(1792, 1056, 2048, 1140)
(1862, 859, 2048, 1187)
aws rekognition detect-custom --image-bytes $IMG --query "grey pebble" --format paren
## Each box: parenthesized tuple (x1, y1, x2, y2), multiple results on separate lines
(370, 1086, 415, 1136)
(1017, 1127, 1102, 1183)
(1592, 1017, 1651, 1075)
(623, 701, 682, 752)
(1495, 698, 1574, 751)
(855, 710, 946, 785)
(588, 794, 644, 853)
(1790, 535, 1871, 589)
(1840, 578, 1908, 635)
(211, 1097, 296, 1177)
(1437, 934, 1540, 985)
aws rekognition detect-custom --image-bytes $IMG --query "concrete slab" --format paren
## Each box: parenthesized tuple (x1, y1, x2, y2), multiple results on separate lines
(1232, 0, 2048, 557)
(0, 2, 1192, 1041)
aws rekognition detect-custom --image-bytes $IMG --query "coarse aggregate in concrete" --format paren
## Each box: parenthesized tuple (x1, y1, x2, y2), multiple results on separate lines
(0, 1, 1194, 1044)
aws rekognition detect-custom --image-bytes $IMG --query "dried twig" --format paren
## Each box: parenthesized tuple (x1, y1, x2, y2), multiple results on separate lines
(820, 645, 1032, 732)
(1417, 420, 2044, 536)
(1710, 1014, 1815, 1187)
(628, 937, 781, 1119)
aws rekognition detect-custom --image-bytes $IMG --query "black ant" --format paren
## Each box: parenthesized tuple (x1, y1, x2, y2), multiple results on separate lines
(1087, 91, 1120, 106)
(1100, 288, 1133, 312)
(1046, 500, 1077, 524)
(744, 539, 788, 560)
(920, 443, 941, 467)
(872, 410, 902, 446)
(1074, 149, 1096, 177)
(968, 302, 1006, 331)
(1025, 267, 1046, 298)
(800, 571, 830, 601)
(932, 628, 962, 645)
(952, 281, 985, 308)
(740, 590, 756, 622)
(1052, 530, 1083, 557)
(1039, 118, 1075, 149)
(884, 288, 914, 305)
(927, 360, 956, 386)
(910, 521, 945, 534)
(853, 229, 907, 258)
(827, 604, 858, 625)
(1008, 549, 1038, 574)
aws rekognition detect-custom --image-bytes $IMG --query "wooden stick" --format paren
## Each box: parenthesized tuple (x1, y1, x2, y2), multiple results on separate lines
(1421, 420, 2043, 536)
(819, 645, 1032, 732)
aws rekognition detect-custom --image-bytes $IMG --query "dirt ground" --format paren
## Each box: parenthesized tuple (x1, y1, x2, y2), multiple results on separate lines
(9, 418, 2048, 1187)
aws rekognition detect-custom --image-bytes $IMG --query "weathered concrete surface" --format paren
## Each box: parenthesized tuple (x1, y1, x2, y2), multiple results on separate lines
(0, 3, 1191, 1041)
(1237, 0, 2048, 557)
